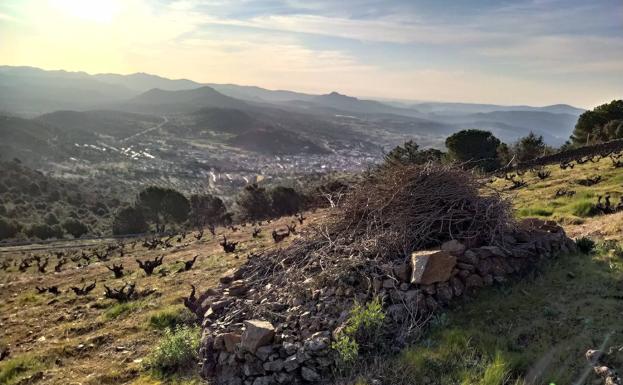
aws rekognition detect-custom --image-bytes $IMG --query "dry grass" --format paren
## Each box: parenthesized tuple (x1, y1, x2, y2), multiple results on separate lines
(0, 212, 327, 385)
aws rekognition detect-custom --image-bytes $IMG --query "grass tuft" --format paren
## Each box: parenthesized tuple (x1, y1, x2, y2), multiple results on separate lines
(144, 325, 200, 376)
(148, 306, 196, 330)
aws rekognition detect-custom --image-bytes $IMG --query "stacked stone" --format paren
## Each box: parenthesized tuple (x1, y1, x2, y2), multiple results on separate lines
(199, 218, 577, 385)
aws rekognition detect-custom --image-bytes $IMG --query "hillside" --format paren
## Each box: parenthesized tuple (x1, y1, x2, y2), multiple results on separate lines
(0, 160, 127, 241)
(37, 110, 162, 141)
(2, 159, 623, 385)
(125, 86, 248, 114)
(0, 116, 66, 164)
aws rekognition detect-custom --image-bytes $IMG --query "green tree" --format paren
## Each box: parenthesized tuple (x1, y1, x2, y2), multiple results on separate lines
(514, 132, 549, 162)
(62, 218, 89, 238)
(26, 223, 63, 240)
(270, 186, 304, 216)
(189, 194, 228, 229)
(0, 217, 19, 240)
(571, 100, 623, 145)
(496, 142, 513, 167)
(137, 187, 190, 232)
(236, 183, 271, 221)
(45, 212, 59, 226)
(445, 129, 501, 171)
(384, 140, 444, 166)
(112, 206, 149, 235)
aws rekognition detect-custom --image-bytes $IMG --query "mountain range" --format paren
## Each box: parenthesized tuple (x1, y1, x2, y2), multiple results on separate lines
(0, 65, 585, 158)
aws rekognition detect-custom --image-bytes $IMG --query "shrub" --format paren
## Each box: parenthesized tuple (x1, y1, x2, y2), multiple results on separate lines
(270, 186, 305, 216)
(0, 354, 43, 384)
(0, 217, 19, 240)
(112, 206, 148, 235)
(62, 218, 89, 238)
(571, 200, 599, 217)
(576, 237, 596, 254)
(145, 325, 200, 376)
(332, 297, 385, 365)
(25, 223, 62, 240)
(236, 183, 272, 221)
(149, 307, 197, 330)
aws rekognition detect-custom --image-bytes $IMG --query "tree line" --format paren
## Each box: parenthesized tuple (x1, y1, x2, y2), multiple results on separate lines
(385, 99, 623, 172)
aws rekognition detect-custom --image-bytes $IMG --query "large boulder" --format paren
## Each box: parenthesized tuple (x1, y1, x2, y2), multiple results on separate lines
(410, 250, 456, 285)
(240, 320, 275, 353)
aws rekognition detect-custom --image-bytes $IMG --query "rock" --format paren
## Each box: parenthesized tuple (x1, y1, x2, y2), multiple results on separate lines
(241, 320, 275, 353)
(243, 360, 265, 376)
(275, 373, 294, 384)
(252, 376, 274, 385)
(483, 274, 494, 286)
(476, 259, 492, 275)
(304, 335, 329, 352)
(464, 274, 484, 288)
(457, 262, 475, 272)
(256, 345, 274, 361)
(449, 277, 464, 297)
(382, 279, 396, 289)
(284, 355, 299, 372)
(435, 282, 453, 303)
(393, 263, 412, 282)
(410, 250, 456, 285)
(425, 296, 439, 311)
(222, 333, 242, 353)
(263, 359, 284, 372)
(458, 250, 479, 265)
(301, 366, 321, 382)
(441, 240, 466, 256)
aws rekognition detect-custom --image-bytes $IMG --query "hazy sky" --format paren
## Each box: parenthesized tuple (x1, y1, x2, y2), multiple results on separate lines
(0, 0, 621, 107)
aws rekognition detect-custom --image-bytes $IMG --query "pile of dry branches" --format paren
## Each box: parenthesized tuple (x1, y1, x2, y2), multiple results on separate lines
(233, 163, 515, 298)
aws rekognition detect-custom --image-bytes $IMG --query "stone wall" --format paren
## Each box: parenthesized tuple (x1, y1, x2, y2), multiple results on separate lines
(198, 218, 577, 385)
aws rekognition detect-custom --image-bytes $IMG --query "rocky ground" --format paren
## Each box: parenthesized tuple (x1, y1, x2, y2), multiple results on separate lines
(0, 212, 328, 385)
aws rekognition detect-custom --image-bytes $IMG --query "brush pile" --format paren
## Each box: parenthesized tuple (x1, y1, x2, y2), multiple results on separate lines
(197, 163, 576, 385)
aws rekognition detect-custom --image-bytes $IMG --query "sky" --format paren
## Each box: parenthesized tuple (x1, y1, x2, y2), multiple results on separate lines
(0, 0, 621, 108)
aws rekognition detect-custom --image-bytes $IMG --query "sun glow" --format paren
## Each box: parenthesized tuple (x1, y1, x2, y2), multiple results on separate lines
(50, 0, 121, 23)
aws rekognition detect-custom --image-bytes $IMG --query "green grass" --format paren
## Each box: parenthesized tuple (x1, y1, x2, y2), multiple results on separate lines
(145, 325, 201, 377)
(148, 306, 196, 330)
(104, 301, 142, 320)
(517, 206, 553, 217)
(0, 354, 44, 385)
(495, 155, 623, 224)
(352, 251, 623, 385)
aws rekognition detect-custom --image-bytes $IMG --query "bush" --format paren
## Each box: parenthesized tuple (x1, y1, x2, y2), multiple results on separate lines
(145, 325, 200, 376)
(270, 186, 305, 216)
(571, 200, 599, 217)
(62, 218, 89, 238)
(332, 297, 386, 365)
(236, 183, 272, 221)
(0, 217, 19, 240)
(576, 237, 596, 254)
(112, 206, 148, 235)
(25, 223, 63, 240)
(149, 307, 197, 330)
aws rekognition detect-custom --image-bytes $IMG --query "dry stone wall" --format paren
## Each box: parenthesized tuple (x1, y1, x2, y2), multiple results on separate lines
(198, 218, 577, 385)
